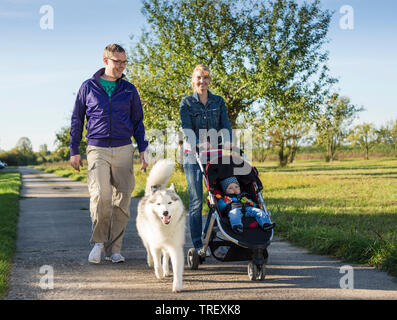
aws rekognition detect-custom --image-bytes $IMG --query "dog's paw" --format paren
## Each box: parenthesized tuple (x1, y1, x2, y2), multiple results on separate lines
(172, 280, 183, 292)
(155, 269, 166, 279)
(163, 268, 171, 277)
(172, 285, 182, 293)
(147, 256, 153, 268)
(155, 273, 164, 280)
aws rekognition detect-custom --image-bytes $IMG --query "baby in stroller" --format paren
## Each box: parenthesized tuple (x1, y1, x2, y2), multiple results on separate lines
(217, 176, 276, 234)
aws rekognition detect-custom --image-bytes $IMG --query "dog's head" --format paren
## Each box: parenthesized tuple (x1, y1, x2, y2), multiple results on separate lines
(148, 184, 183, 225)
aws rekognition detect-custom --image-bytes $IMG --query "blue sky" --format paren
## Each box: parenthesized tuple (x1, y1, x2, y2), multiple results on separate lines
(0, 0, 396, 151)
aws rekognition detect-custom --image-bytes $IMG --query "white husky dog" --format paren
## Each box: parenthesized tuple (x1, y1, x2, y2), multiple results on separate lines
(136, 159, 186, 292)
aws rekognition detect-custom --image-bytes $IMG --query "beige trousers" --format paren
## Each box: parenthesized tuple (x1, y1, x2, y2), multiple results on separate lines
(86, 144, 135, 256)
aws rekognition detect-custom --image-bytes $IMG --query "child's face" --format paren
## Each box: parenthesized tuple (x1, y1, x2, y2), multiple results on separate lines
(225, 183, 240, 195)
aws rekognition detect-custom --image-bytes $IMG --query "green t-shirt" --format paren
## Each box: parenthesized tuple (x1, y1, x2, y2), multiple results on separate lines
(99, 78, 117, 97)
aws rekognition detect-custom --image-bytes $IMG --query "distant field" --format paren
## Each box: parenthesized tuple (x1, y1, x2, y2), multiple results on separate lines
(0, 170, 21, 299)
(35, 157, 397, 276)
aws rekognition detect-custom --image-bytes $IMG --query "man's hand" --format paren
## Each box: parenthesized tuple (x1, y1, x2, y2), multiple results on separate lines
(139, 150, 148, 171)
(70, 154, 83, 172)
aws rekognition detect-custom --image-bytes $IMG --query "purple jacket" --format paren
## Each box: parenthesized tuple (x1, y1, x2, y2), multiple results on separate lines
(70, 68, 148, 156)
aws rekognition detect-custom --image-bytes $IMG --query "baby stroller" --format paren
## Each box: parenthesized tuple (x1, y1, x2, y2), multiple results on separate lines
(186, 147, 274, 281)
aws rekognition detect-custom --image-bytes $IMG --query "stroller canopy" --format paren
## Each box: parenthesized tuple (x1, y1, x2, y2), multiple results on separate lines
(205, 155, 263, 193)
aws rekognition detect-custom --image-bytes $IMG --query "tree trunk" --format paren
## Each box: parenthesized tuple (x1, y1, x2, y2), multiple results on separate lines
(278, 142, 288, 167)
(330, 136, 337, 162)
(288, 145, 297, 164)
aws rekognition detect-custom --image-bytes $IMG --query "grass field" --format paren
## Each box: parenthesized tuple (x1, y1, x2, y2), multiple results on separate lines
(257, 158, 397, 276)
(35, 157, 397, 276)
(0, 170, 21, 299)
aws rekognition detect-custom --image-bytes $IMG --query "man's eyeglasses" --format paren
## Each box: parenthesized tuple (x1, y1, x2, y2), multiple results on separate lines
(108, 58, 128, 66)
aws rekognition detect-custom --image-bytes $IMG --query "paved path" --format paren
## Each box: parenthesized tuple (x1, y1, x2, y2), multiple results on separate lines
(5, 167, 397, 300)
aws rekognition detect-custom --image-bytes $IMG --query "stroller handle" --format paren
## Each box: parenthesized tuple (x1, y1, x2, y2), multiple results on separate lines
(193, 144, 247, 190)
(195, 144, 246, 158)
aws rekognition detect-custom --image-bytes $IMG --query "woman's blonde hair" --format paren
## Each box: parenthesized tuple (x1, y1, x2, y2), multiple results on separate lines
(191, 64, 211, 91)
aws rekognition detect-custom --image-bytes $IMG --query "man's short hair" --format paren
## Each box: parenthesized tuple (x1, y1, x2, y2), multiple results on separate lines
(104, 44, 125, 58)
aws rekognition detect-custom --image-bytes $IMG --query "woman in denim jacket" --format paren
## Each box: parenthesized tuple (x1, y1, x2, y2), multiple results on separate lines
(180, 64, 232, 257)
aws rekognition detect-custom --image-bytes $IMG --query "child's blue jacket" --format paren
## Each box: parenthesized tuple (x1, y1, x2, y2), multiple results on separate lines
(217, 195, 257, 213)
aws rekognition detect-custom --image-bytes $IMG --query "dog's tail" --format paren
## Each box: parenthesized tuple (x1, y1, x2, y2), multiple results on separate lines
(145, 159, 175, 195)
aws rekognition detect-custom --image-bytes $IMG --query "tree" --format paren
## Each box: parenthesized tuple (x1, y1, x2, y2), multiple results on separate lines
(347, 123, 378, 160)
(127, 0, 257, 131)
(248, 0, 337, 166)
(237, 112, 273, 162)
(315, 94, 363, 162)
(36, 144, 51, 163)
(16, 137, 33, 155)
(55, 125, 87, 160)
(11, 137, 37, 165)
(377, 119, 397, 155)
(267, 121, 311, 166)
(127, 0, 336, 154)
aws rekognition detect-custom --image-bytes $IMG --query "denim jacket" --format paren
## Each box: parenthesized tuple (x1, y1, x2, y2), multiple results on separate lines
(180, 90, 232, 150)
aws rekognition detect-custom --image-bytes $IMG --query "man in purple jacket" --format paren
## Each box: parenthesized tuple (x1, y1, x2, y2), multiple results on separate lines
(70, 44, 148, 264)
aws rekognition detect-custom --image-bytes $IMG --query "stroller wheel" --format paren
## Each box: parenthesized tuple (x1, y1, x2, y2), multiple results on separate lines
(248, 262, 266, 281)
(257, 264, 266, 281)
(247, 262, 258, 281)
(187, 248, 200, 270)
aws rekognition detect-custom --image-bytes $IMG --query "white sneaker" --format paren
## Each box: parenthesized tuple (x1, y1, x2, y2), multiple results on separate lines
(88, 243, 104, 264)
(105, 253, 125, 263)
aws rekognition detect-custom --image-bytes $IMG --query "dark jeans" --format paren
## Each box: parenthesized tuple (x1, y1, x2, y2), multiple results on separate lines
(183, 160, 204, 250)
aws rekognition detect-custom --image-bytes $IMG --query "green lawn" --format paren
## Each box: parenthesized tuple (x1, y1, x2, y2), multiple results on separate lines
(35, 157, 397, 276)
(257, 158, 397, 276)
(0, 170, 21, 299)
